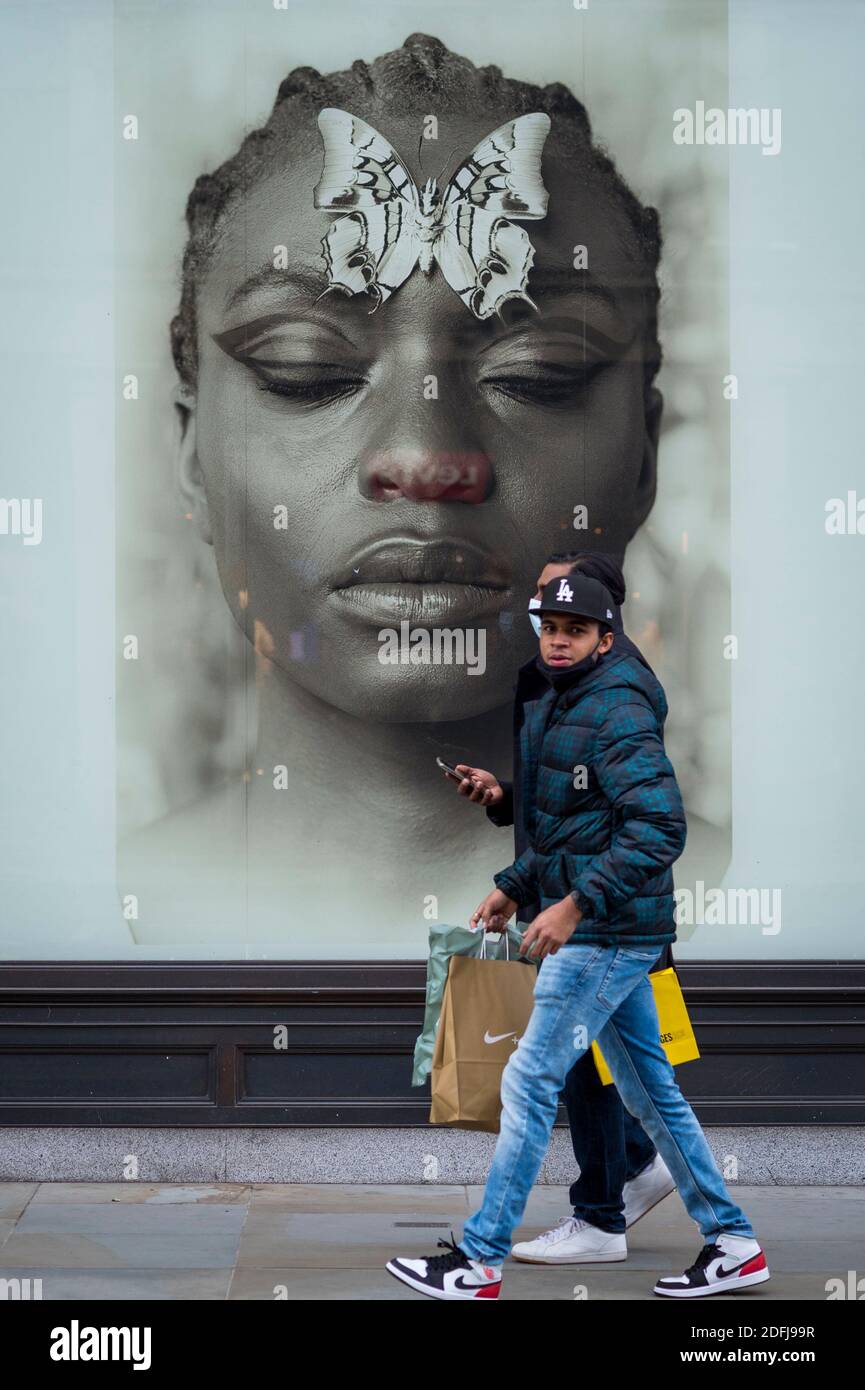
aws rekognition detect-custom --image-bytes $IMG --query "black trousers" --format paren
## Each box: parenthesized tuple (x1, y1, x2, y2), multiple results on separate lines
(561, 1034, 657, 1234)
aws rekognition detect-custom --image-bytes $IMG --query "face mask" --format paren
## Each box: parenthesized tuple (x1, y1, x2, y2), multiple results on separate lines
(537, 634, 606, 688)
(527, 597, 542, 637)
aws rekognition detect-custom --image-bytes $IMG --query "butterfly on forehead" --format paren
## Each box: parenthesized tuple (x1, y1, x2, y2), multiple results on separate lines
(313, 108, 551, 320)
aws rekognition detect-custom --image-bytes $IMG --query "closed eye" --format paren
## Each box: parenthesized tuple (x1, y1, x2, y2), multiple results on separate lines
(254, 367, 367, 408)
(480, 361, 609, 408)
(474, 318, 632, 409)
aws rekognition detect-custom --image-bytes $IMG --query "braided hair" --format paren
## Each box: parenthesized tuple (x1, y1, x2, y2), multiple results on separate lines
(170, 32, 662, 400)
(547, 551, 627, 607)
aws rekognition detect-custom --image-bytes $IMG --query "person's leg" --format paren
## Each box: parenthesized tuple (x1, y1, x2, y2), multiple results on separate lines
(459, 942, 664, 1266)
(459, 944, 617, 1264)
(564, 1050, 653, 1233)
(621, 951, 666, 1184)
(596, 966, 754, 1240)
(623, 1110, 658, 1180)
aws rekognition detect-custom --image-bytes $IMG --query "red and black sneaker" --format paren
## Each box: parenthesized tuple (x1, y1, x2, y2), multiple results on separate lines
(654, 1233, 770, 1298)
(387, 1235, 502, 1300)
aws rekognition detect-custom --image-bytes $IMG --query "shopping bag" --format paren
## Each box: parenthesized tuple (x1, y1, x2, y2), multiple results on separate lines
(411, 921, 526, 1087)
(591, 965, 700, 1085)
(429, 935, 537, 1132)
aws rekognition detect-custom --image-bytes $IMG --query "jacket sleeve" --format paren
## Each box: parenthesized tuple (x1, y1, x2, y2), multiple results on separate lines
(493, 846, 538, 907)
(485, 780, 514, 828)
(566, 699, 687, 924)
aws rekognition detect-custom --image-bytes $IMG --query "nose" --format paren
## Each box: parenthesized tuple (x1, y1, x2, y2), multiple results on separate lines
(357, 374, 493, 503)
(362, 445, 492, 502)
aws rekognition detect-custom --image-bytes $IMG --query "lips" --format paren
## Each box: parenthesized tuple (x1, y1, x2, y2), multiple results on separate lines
(329, 536, 512, 627)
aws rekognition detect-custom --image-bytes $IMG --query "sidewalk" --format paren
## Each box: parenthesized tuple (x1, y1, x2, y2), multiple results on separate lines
(1, 1182, 862, 1300)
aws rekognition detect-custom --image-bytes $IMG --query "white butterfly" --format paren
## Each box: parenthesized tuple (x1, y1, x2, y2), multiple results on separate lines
(313, 108, 551, 320)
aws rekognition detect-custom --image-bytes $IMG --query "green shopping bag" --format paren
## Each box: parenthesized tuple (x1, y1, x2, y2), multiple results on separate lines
(412, 921, 528, 1087)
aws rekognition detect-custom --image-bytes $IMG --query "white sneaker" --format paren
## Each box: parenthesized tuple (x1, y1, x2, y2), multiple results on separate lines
(623, 1154, 676, 1227)
(511, 1216, 627, 1264)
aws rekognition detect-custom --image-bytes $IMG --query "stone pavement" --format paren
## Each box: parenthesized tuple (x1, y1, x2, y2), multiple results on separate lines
(0, 1182, 862, 1300)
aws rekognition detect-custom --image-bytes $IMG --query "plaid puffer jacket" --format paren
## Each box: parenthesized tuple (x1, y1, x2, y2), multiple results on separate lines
(493, 647, 687, 947)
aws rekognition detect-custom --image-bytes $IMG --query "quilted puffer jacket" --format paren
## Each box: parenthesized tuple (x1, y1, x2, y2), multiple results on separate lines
(493, 646, 687, 947)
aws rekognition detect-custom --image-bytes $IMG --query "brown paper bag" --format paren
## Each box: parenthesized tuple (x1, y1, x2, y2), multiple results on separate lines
(429, 952, 537, 1132)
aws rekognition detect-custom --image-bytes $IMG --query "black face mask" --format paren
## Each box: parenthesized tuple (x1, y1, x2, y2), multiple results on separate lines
(536, 637, 606, 692)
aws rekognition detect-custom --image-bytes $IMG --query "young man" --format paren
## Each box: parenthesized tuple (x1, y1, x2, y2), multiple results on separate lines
(446, 552, 676, 1265)
(388, 572, 769, 1300)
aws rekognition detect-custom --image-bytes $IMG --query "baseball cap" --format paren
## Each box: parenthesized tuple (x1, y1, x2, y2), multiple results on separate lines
(538, 573, 615, 625)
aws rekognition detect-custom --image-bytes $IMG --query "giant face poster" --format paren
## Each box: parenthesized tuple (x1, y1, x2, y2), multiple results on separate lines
(3, 0, 864, 964)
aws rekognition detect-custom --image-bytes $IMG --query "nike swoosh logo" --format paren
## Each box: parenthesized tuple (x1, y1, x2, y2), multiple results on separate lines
(709, 1256, 748, 1278)
(483, 1030, 518, 1045)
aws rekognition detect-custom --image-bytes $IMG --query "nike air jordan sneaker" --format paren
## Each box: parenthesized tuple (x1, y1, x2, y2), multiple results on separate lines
(387, 1235, 502, 1300)
(654, 1233, 770, 1297)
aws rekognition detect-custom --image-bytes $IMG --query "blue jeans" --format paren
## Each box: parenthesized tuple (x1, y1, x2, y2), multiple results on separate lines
(460, 943, 754, 1265)
(564, 1048, 657, 1233)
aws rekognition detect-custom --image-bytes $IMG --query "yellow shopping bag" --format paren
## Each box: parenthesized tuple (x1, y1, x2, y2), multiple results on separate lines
(591, 967, 699, 1085)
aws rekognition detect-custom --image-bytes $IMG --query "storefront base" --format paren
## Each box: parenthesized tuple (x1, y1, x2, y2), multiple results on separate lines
(0, 1126, 862, 1185)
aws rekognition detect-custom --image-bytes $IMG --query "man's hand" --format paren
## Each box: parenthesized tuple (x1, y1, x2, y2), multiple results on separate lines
(470, 888, 518, 933)
(452, 765, 504, 807)
(520, 896, 583, 961)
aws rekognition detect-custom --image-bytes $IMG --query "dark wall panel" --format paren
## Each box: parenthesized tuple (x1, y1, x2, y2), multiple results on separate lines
(0, 961, 862, 1125)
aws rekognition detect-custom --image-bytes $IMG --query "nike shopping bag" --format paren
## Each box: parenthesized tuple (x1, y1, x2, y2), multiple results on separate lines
(411, 920, 526, 1087)
(429, 937, 537, 1133)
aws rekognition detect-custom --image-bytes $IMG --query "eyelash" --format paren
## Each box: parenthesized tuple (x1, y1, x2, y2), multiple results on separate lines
(482, 361, 607, 408)
(255, 373, 366, 407)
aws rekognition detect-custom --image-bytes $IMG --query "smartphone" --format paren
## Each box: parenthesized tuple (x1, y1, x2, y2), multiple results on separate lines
(436, 755, 468, 782)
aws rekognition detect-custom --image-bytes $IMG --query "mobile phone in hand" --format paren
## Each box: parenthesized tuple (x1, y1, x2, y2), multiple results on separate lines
(436, 755, 468, 783)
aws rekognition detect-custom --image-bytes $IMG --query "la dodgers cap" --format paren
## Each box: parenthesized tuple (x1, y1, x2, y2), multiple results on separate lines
(538, 573, 615, 625)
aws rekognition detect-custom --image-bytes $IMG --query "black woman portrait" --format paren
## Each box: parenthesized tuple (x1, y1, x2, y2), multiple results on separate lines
(117, 26, 730, 956)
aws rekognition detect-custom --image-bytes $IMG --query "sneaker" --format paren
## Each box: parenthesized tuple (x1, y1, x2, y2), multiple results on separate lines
(654, 1233, 770, 1298)
(511, 1216, 627, 1264)
(387, 1235, 502, 1300)
(623, 1154, 676, 1227)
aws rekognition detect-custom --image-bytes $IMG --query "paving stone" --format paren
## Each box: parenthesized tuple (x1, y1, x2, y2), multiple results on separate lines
(0, 1267, 231, 1300)
(248, 1183, 469, 1213)
(28, 1183, 251, 1206)
(17, 1203, 248, 1236)
(0, 1231, 240, 1269)
(0, 1184, 37, 1219)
